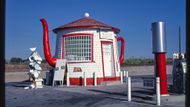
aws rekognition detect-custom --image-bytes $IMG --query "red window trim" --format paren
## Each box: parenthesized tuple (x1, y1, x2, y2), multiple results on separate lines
(100, 41, 116, 81)
(62, 33, 94, 63)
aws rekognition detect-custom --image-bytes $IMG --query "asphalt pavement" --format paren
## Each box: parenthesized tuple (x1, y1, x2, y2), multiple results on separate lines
(5, 75, 185, 107)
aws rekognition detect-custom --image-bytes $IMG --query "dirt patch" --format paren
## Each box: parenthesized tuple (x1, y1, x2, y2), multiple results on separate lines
(5, 65, 173, 83)
(5, 63, 53, 72)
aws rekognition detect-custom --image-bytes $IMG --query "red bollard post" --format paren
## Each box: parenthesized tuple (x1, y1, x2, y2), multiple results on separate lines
(155, 53, 168, 95)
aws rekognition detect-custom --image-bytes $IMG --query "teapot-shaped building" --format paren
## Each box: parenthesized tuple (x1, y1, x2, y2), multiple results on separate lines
(41, 14, 125, 85)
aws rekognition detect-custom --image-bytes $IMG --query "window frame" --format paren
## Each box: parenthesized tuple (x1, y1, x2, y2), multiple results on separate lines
(62, 33, 94, 63)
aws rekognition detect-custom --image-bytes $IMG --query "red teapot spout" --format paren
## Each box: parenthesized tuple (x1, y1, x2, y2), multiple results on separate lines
(40, 18, 57, 67)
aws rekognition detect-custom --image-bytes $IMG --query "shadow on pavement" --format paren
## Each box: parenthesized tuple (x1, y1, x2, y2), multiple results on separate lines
(88, 88, 156, 106)
(6, 81, 31, 88)
(88, 89, 126, 96)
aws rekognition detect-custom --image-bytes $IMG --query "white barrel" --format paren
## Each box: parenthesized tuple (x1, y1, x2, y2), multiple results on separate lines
(151, 22, 167, 53)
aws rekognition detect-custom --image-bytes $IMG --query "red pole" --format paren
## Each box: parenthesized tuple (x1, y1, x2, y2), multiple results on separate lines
(155, 53, 168, 95)
(152, 21, 168, 95)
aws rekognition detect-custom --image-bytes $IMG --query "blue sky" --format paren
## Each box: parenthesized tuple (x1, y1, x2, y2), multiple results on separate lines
(6, 0, 186, 60)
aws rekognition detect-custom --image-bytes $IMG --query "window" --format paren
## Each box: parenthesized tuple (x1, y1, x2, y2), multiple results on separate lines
(64, 35, 92, 62)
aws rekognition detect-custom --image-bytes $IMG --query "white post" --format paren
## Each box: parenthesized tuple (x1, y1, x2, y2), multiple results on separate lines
(84, 72, 86, 86)
(67, 72, 70, 86)
(123, 70, 126, 76)
(126, 70, 129, 77)
(156, 77, 161, 106)
(125, 71, 129, 83)
(120, 71, 123, 84)
(128, 77, 131, 101)
(94, 72, 97, 86)
(123, 70, 126, 82)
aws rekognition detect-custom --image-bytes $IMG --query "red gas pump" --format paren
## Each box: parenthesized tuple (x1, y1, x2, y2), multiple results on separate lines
(151, 22, 168, 95)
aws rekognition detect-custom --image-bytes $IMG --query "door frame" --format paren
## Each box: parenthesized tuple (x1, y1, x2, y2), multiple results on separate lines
(101, 41, 116, 81)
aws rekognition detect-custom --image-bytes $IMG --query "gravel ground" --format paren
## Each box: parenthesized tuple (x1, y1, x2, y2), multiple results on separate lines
(5, 65, 185, 107)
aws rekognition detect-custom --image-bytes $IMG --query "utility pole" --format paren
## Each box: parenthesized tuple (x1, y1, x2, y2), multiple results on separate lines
(178, 26, 182, 59)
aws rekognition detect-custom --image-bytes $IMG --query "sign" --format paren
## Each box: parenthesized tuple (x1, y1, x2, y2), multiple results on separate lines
(73, 67, 82, 72)
(143, 77, 155, 87)
(100, 31, 113, 39)
(52, 59, 67, 86)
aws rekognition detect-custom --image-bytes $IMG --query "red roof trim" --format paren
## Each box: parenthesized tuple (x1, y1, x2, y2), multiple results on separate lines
(53, 26, 120, 33)
(53, 17, 120, 33)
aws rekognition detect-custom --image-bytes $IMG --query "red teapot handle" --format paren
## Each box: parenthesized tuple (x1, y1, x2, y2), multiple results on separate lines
(117, 37, 125, 65)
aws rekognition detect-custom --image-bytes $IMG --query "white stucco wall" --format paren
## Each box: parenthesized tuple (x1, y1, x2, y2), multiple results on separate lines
(54, 28, 121, 78)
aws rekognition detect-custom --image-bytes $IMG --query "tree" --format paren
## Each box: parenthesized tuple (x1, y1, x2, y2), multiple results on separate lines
(10, 57, 23, 64)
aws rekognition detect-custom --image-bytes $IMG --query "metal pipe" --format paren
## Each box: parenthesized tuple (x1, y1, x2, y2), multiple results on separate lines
(178, 26, 182, 59)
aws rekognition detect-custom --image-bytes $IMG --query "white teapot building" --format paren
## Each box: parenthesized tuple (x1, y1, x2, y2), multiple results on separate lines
(41, 14, 125, 85)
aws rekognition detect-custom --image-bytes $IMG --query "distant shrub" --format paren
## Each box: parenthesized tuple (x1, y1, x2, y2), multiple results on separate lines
(8, 57, 47, 64)
(10, 57, 23, 64)
(42, 59, 47, 63)
(122, 58, 172, 66)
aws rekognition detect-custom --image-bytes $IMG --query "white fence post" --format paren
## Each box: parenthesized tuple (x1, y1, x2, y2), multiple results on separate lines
(123, 71, 126, 82)
(123, 70, 126, 77)
(156, 77, 161, 106)
(128, 77, 131, 101)
(84, 72, 86, 86)
(94, 72, 97, 86)
(67, 72, 70, 86)
(120, 71, 123, 84)
(125, 71, 129, 83)
(126, 71, 128, 77)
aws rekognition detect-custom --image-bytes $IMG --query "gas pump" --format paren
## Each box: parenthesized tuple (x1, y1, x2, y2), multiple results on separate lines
(172, 53, 186, 94)
(172, 27, 187, 94)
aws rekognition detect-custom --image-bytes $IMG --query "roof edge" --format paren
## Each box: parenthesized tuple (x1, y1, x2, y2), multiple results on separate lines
(53, 26, 120, 33)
